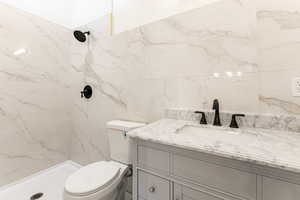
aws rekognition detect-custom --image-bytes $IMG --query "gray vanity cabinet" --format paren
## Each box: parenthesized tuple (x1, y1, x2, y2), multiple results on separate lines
(262, 177, 300, 200)
(132, 139, 300, 200)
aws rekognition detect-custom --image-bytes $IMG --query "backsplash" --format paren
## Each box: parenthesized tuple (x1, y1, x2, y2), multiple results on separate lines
(166, 108, 300, 133)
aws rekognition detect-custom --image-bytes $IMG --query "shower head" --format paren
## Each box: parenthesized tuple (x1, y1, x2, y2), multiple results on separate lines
(73, 30, 90, 43)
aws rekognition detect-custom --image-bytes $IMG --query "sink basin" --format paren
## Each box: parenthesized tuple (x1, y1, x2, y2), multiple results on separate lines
(176, 125, 241, 136)
(174, 125, 262, 149)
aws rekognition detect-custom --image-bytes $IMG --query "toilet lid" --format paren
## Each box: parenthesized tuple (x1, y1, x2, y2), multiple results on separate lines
(65, 161, 121, 196)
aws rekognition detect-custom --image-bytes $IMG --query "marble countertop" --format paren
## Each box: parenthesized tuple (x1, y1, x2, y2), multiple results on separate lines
(128, 119, 300, 173)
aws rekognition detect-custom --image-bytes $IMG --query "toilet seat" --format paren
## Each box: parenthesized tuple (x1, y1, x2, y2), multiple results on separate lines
(65, 161, 121, 196)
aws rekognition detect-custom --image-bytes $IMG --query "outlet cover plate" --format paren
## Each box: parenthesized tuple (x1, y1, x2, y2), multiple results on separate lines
(292, 77, 300, 97)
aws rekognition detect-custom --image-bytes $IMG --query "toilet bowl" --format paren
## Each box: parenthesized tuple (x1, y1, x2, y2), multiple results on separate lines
(64, 161, 128, 200)
(63, 120, 145, 200)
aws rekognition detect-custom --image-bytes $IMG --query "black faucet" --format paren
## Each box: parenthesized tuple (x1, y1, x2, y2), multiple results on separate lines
(194, 111, 207, 125)
(212, 99, 221, 126)
(229, 114, 245, 128)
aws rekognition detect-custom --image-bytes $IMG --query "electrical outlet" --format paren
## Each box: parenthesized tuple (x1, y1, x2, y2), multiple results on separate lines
(292, 77, 300, 97)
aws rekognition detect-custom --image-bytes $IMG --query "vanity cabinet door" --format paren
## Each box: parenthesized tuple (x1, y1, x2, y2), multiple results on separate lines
(174, 183, 225, 200)
(138, 170, 170, 200)
(263, 177, 300, 200)
(172, 154, 257, 200)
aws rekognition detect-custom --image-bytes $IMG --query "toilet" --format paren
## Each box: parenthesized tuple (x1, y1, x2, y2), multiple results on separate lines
(63, 120, 146, 200)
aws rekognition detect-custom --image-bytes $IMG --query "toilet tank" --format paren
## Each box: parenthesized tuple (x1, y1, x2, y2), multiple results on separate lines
(107, 120, 146, 165)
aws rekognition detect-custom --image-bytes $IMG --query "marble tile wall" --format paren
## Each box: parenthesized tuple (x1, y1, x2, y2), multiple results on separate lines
(69, 0, 300, 167)
(1, 0, 300, 189)
(256, 0, 300, 115)
(0, 3, 74, 186)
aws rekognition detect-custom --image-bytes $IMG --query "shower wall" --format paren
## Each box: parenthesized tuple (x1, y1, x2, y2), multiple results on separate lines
(0, 3, 74, 186)
(70, 0, 300, 165)
(70, 0, 254, 164)
(1, 0, 300, 188)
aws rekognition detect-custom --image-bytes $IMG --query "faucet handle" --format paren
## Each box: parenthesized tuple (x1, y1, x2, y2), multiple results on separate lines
(230, 114, 245, 128)
(194, 111, 208, 125)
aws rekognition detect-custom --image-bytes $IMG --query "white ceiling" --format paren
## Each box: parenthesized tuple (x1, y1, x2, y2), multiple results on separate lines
(0, 0, 112, 29)
(0, 0, 221, 32)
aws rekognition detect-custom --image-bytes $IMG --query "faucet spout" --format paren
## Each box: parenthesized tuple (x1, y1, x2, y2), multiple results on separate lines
(212, 99, 222, 126)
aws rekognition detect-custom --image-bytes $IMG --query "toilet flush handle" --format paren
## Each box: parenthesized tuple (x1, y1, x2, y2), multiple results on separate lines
(123, 131, 127, 137)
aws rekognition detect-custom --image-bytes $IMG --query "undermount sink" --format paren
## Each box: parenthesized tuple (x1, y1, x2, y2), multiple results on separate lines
(176, 125, 241, 136)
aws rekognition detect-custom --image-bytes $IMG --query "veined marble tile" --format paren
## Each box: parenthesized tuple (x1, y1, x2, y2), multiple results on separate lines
(0, 3, 74, 186)
(254, 0, 300, 13)
(68, 0, 258, 166)
(255, 0, 300, 72)
(3, 0, 300, 188)
(141, 0, 256, 79)
(68, 0, 300, 175)
(254, 1, 300, 117)
(257, 10, 300, 71)
(258, 69, 300, 115)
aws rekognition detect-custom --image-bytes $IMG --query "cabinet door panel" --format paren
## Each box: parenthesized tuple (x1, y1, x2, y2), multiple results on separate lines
(138, 146, 170, 173)
(172, 154, 256, 200)
(174, 183, 224, 200)
(138, 170, 170, 200)
(263, 177, 300, 200)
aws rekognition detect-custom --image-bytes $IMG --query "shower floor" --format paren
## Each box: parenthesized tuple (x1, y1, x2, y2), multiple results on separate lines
(0, 161, 81, 200)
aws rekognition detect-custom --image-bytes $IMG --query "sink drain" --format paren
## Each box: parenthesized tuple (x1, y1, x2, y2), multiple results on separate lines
(30, 193, 43, 200)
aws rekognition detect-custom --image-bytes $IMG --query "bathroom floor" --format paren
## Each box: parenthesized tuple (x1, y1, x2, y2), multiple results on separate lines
(0, 161, 81, 200)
